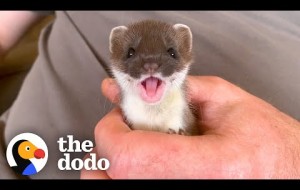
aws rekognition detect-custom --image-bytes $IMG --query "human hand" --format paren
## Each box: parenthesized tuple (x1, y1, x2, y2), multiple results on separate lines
(81, 76, 300, 179)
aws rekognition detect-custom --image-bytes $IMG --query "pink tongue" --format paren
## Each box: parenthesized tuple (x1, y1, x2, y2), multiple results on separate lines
(145, 77, 159, 97)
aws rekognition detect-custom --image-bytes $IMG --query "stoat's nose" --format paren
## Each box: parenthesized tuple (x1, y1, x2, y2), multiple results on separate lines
(34, 149, 45, 159)
(143, 62, 159, 74)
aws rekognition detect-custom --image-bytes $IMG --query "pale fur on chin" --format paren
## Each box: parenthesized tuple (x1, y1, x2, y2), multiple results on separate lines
(112, 66, 195, 134)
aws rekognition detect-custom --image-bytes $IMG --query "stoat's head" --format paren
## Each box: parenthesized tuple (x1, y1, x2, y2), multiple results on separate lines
(109, 20, 193, 104)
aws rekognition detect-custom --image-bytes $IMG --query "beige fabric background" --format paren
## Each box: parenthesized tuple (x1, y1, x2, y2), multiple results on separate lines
(0, 16, 54, 115)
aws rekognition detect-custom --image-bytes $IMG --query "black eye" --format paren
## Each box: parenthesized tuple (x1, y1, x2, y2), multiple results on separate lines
(127, 48, 135, 58)
(25, 146, 30, 151)
(167, 48, 177, 59)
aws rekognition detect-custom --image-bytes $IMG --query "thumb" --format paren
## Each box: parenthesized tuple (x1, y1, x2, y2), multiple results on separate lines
(101, 78, 121, 104)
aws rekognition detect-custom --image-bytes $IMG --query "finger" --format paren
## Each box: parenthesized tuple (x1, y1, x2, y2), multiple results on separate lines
(101, 78, 121, 104)
(80, 149, 111, 179)
(94, 107, 228, 178)
(94, 108, 131, 158)
(96, 124, 227, 178)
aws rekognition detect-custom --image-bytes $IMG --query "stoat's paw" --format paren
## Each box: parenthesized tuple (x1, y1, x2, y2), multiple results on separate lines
(179, 128, 187, 135)
(167, 128, 189, 136)
(167, 128, 177, 134)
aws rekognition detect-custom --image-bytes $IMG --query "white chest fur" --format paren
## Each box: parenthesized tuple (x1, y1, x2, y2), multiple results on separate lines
(121, 88, 188, 133)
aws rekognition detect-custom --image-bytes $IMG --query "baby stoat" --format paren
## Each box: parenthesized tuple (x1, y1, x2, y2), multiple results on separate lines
(109, 20, 198, 135)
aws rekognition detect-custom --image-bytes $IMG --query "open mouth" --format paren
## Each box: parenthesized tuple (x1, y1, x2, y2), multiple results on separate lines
(138, 76, 166, 103)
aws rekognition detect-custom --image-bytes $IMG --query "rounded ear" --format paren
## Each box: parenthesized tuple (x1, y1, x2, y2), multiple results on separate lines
(173, 24, 193, 53)
(109, 26, 128, 53)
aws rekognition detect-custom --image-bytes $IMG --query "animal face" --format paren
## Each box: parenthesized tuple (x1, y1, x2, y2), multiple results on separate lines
(109, 20, 193, 104)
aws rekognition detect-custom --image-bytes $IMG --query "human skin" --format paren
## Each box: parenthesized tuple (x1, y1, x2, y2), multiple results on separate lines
(0, 11, 45, 65)
(81, 76, 300, 179)
(0, 11, 44, 54)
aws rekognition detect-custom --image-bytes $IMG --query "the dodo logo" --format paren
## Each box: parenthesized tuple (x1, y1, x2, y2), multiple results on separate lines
(6, 133, 48, 176)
